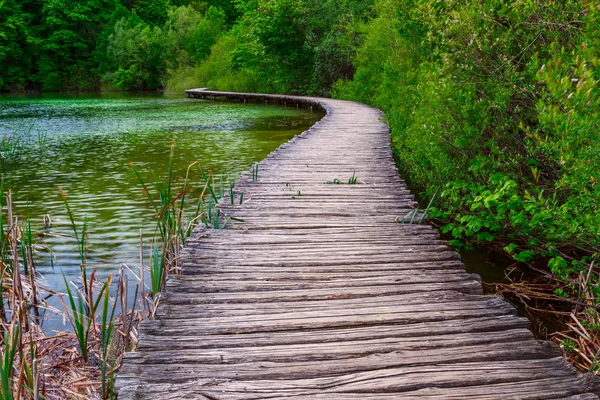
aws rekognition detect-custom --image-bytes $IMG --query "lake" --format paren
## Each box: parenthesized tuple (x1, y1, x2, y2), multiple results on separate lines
(0, 92, 323, 331)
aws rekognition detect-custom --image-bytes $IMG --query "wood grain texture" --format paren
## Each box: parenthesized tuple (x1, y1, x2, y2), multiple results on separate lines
(115, 90, 600, 399)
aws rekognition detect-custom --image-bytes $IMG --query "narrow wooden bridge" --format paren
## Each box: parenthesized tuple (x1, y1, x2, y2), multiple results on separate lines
(116, 90, 599, 399)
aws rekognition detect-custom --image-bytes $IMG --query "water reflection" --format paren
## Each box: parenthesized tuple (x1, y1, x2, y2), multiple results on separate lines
(0, 92, 323, 331)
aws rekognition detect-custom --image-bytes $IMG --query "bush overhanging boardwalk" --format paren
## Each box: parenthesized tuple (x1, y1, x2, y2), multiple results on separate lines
(115, 90, 600, 399)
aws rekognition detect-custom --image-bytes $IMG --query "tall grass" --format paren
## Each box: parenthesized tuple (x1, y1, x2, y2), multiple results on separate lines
(60, 187, 89, 297)
(100, 274, 117, 399)
(0, 123, 46, 166)
(0, 191, 42, 399)
(150, 244, 164, 296)
(348, 172, 358, 184)
(399, 190, 438, 225)
(130, 143, 238, 289)
(0, 189, 128, 399)
(0, 323, 19, 400)
(60, 274, 110, 362)
(0, 135, 23, 165)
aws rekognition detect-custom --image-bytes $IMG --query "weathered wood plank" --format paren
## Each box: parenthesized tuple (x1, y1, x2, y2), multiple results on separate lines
(115, 89, 599, 399)
(137, 315, 530, 348)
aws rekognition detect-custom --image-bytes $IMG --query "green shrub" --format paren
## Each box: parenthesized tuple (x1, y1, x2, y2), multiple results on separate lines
(165, 33, 260, 93)
(335, 0, 600, 278)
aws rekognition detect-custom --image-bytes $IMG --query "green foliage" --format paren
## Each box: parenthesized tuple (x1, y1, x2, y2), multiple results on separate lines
(103, 13, 170, 90)
(171, 5, 225, 64)
(0, 0, 38, 91)
(62, 272, 109, 362)
(132, 0, 169, 26)
(63, 276, 92, 361)
(230, 0, 373, 94)
(335, 0, 600, 280)
(102, 4, 226, 90)
(130, 144, 234, 293)
(3, 0, 371, 93)
(38, 0, 115, 90)
(561, 338, 577, 353)
(150, 244, 164, 295)
(165, 33, 259, 93)
(1, 0, 233, 91)
(99, 275, 116, 399)
(206, 0, 238, 25)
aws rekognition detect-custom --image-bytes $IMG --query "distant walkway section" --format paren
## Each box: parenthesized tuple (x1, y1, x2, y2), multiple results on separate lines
(116, 90, 599, 399)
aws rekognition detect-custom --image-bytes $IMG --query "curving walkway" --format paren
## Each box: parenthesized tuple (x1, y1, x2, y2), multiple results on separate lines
(115, 90, 599, 399)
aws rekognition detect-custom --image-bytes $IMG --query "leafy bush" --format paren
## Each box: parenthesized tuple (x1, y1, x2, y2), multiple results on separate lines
(335, 0, 600, 277)
(165, 33, 260, 93)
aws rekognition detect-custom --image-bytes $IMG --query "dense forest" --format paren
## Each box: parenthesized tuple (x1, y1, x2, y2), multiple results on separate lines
(1, 0, 598, 292)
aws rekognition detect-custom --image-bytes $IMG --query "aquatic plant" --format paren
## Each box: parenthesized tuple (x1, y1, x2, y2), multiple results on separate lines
(0, 323, 19, 400)
(0, 135, 22, 165)
(150, 244, 164, 296)
(131, 144, 203, 277)
(399, 190, 438, 225)
(100, 274, 117, 399)
(0, 144, 254, 398)
(62, 276, 92, 361)
(60, 187, 89, 296)
(251, 163, 259, 181)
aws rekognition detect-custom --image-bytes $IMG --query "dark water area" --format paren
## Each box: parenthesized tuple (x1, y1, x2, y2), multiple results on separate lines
(460, 247, 512, 289)
(0, 92, 324, 332)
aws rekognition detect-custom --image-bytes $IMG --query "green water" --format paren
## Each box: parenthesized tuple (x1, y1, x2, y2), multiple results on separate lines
(0, 92, 323, 331)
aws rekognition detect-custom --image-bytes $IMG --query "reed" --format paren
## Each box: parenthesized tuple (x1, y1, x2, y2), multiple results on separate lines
(200, 168, 219, 204)
(61, 276, 92, 361)
(19, 333, 38, 400)
(0, 189, 45, 399)
(0, 198, 144, 399)
(0, 123, 38, 165)
(399, 190, 437, 225)
(0, 135, 23, 165)
(0, 322, 19, 400)
(131, 144, 239, 284)
(100, 274, 117, 399)
(60, 187, 89, 297)
(150, 244, 165, 296)
(36, 129, 48, 147)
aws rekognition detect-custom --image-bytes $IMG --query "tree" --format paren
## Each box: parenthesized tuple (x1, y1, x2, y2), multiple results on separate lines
(0, 0, 39, 90)
(104, 13, 171, 89)
(37, 0, 117, 90)
(131, 0, 169, 25)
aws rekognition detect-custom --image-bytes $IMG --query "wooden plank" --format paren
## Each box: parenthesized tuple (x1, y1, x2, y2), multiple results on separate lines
(115, 90, 600, 399)
(137, 317, 532, 349)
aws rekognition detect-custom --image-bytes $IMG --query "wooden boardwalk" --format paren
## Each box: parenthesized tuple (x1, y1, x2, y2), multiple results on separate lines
(116, 90, 599, 399)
